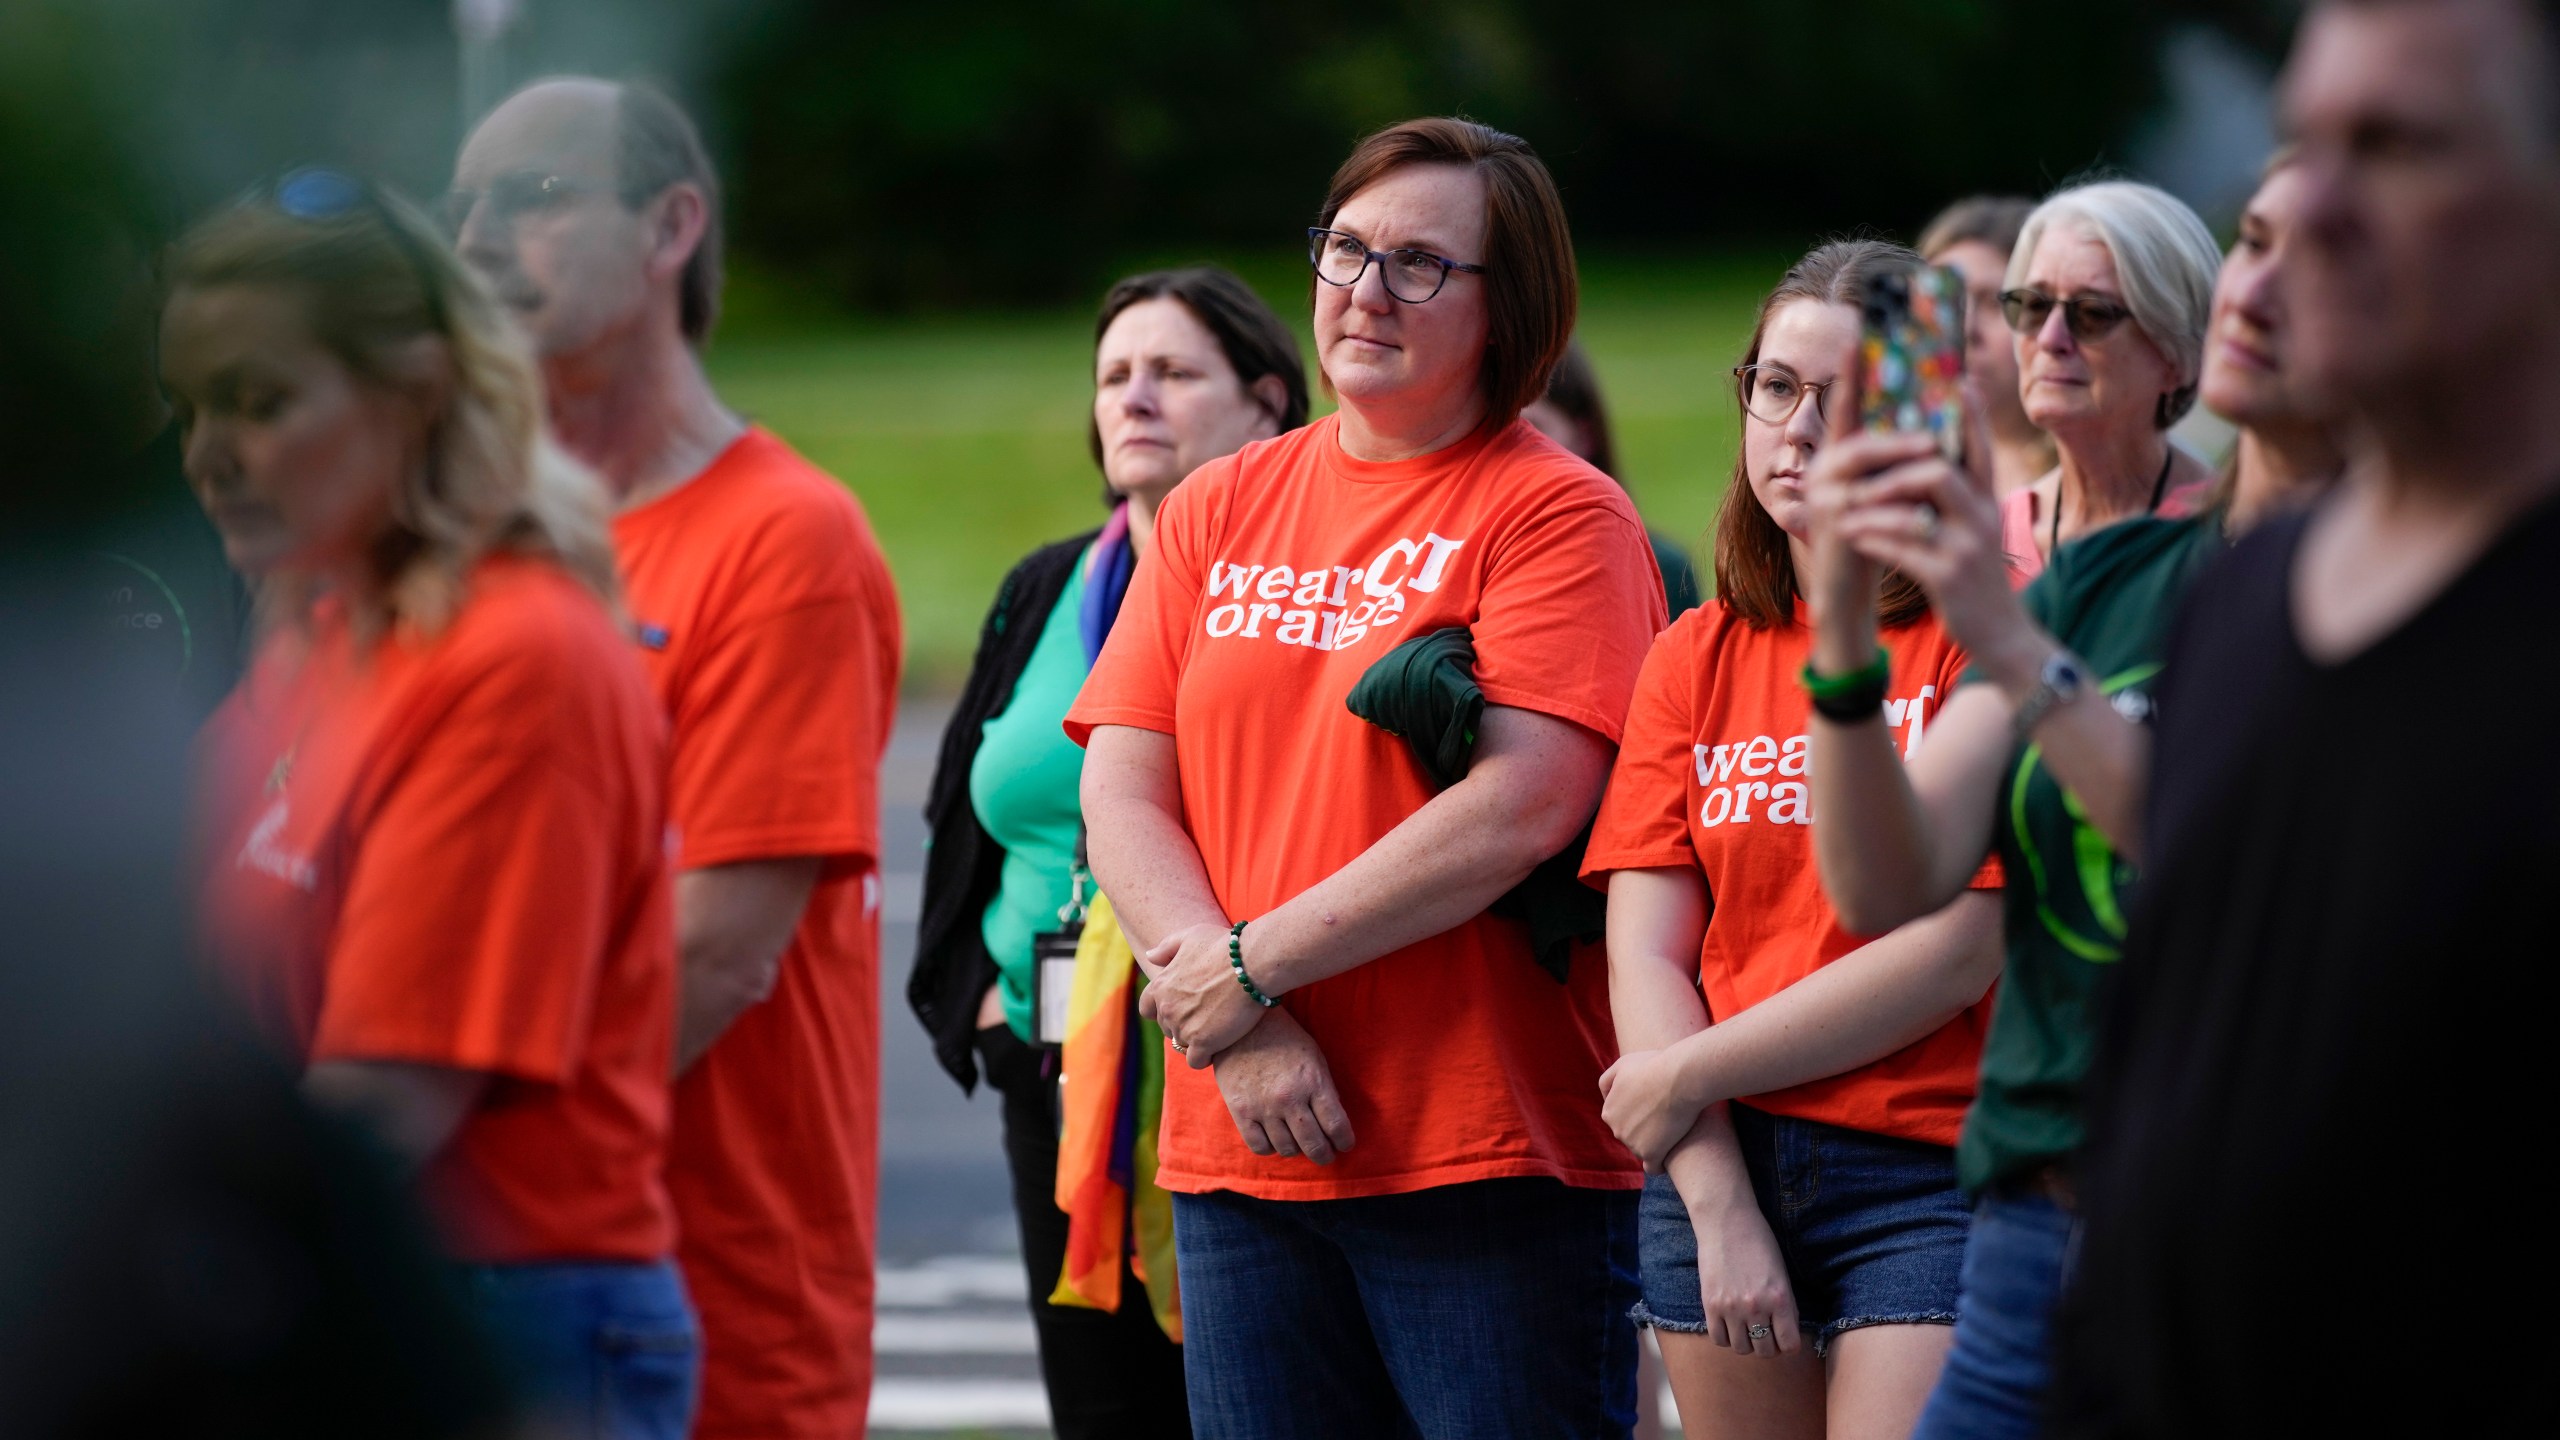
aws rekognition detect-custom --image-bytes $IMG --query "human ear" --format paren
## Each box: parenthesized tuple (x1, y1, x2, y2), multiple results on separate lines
(647, 182, 710, 283)
(1249, 373, 1291, 437)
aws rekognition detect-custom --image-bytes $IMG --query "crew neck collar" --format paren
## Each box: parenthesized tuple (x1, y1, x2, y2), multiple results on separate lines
(1319, 412, 1511, 485)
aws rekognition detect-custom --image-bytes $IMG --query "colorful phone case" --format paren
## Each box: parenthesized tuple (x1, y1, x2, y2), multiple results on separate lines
(1859, 265, 1967, 460)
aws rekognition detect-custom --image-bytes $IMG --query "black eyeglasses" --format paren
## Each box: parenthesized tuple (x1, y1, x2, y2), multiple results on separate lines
(1732, 364, 1836, 426)
(1308, 228, 1487, 304)
(1999, 288, 2134, 342)
(440, 171, 610, 238)
(265, 167, 447, 327)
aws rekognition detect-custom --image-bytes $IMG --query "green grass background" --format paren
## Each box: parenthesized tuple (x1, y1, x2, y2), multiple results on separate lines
(709, 252, 1783, 693)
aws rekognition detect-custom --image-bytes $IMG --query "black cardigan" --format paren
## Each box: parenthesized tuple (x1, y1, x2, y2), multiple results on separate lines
(909, 529, 1099, 1093)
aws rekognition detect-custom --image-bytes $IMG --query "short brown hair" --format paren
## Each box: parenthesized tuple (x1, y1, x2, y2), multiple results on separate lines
(1714, 240, 1931, 631)
(1087, 266, 1309, 474)
(612, 82, 722, 347)
(1317, 117, 1576, 434)
(1917, 195, 2038, 263)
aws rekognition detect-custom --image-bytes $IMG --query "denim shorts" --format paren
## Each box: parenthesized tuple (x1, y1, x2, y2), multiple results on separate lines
(1633, 1103, 1967, 1354)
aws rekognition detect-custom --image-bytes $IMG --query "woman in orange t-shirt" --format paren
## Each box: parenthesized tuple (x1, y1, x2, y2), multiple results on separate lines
(1070, 119, 1664, 1435)
(1580, 242, 2004, 1440)
(171, 173, 694, 1439)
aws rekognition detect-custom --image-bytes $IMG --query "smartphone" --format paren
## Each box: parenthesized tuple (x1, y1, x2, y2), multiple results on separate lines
(1859, 265, 1968, 461)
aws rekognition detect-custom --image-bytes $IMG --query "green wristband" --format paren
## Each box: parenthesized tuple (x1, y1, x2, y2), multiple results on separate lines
(1228, 920, 1278, 1008)
(1798, 648, 1890, 701)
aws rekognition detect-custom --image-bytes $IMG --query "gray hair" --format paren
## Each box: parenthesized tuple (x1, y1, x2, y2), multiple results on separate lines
(2007, 180, 2222, 427)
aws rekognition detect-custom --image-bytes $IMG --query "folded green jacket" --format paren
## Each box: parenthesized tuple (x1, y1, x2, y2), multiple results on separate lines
(1342, 627, 1603, 983)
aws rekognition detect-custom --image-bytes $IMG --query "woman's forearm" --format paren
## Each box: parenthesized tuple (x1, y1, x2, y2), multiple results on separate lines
(1082, 726, 1228, 953)
(1244, 705, 1613, 996)
(1663, 1101, 1755, 1215)
(1964, 634, 2154, 861)
(1665, 889, 2001, 1108)
(1607, 867, 1713, 1055)
(1810, 684, 2013, 934)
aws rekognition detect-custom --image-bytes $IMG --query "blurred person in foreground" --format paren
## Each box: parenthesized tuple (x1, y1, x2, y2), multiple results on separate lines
(1072, 117, 1664, 1436)
(1, 16, 511, 1427)
(1526, 341, 1704, 613)
(451, 79, 904, 1439)
(172, 171, 694, 1435)
(1916, 197, 2053, 498)
(1993, 184, 2224, 579)
(2052, 0, 2560, 1432)
(912, 266, 1306, 1438)
(1583, 239, 2004, 1440)
(1793, 154, 2337, 1439)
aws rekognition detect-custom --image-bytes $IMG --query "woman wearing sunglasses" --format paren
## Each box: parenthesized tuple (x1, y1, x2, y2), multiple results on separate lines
(1991, 182, 2225, 579)
(1791, 159, 2335, 1440)
(173, 173, 695, 1438)
(1070, 118, 1664, 1436)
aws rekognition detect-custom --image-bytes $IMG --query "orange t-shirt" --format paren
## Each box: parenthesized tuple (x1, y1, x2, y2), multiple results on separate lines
(611, 427, 902, 1440)
(196, 555, 678, 1264)
(1066, 414, 1666, 1200)
(1581, 601, 1999, 1146)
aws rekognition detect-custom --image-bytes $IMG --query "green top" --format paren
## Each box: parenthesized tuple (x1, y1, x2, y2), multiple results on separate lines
(1650, 529, 1703, 616)
(1957, 513, 2223, 1193)
(970, 554, 1091, 1041)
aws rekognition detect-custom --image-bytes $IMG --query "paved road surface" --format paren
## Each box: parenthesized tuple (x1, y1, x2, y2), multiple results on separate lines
(872, 698, 1050, 1434)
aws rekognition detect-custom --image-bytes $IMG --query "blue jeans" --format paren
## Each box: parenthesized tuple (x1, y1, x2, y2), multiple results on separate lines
(1635, 1105, 1968, 1354)
(457, 1258, 700, 1440)
(1909, 1189, 2076, 1440)
(1173, 1178, 1640, 1439)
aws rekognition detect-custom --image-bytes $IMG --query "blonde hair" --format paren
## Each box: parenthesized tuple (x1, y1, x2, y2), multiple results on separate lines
(165, 183, 617, 635)
(2007, 179, 2223, 428)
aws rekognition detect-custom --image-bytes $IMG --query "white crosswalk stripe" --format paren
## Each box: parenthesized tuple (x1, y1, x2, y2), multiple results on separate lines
(871, 1254, 1052, 1433)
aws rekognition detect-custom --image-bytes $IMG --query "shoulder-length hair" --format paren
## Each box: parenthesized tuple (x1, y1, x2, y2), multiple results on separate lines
(1086, 265, 1309, 475)
(165, 181, 615, 637)
(1714, 239, 1931, 631)
(1316, 117, 1576, 435)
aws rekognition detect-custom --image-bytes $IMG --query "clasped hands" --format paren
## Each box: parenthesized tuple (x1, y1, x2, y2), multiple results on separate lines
(1138, 921, 1358, 1166)
(1597, 1045, 1724, 1172)
(1134, 921, 1267, 1068)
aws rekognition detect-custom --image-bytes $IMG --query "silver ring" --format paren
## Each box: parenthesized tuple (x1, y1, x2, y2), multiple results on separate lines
(1169, 1037, 1189, 1053)
(1747, 1323, 1773, 1339)
(1917, 504, 1941, 541)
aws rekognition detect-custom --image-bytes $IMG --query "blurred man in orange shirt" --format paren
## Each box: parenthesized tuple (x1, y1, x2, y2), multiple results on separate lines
(451, 78, 903, 1438)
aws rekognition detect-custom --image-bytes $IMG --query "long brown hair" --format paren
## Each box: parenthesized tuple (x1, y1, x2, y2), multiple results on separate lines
(1714, 240, 1931, 631)
(1316, 117, 1576, 435)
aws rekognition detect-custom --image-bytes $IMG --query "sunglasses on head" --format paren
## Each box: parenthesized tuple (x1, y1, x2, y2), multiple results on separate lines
(1999, 288, 2133, 342)
(260, 167, 448, 327)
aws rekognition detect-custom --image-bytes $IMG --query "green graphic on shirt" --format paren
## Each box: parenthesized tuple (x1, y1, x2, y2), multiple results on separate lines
(2009, 661, 2160, 964)
(95, 550, 196, 674)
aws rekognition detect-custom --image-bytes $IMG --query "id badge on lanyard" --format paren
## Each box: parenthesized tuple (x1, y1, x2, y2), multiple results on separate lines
(1027, 845, 1091, 1048)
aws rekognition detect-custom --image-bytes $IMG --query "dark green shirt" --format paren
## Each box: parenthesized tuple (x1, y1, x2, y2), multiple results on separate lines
(1957, 513, 2223, 1193)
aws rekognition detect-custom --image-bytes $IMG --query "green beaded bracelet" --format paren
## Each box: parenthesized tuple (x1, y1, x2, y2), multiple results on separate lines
(1228, 920, 1278, 1008)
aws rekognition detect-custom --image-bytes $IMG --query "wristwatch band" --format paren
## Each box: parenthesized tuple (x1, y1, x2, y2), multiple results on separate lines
(2011, 650, 2089, 741)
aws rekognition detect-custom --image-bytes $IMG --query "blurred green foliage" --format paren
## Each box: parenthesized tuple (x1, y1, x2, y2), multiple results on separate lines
(713, 0, 2251, 311)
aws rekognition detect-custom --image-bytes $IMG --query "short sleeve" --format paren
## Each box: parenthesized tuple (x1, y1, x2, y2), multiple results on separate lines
(316, 650, 629, 1082)
(1932, 640, 2007, 891)
(1471, 498, 1665, 743)
(1580, 626, 1699, 884)
(1065, 460, 1221, 746)
(670, 591, 891, 871)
